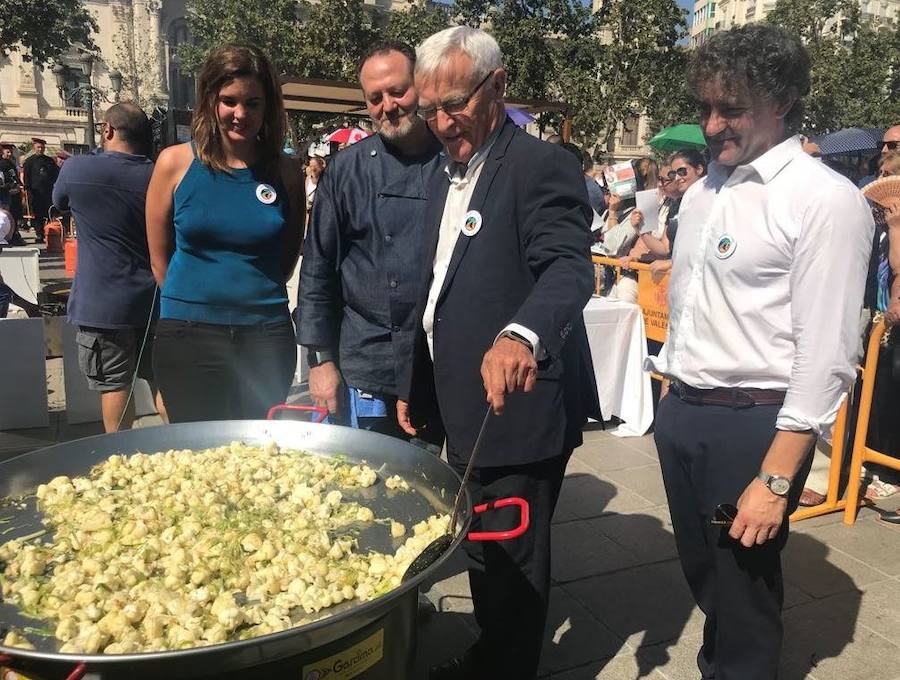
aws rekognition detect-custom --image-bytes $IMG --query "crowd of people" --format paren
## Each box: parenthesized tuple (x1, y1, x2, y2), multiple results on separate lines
(1, 19, 900, 680)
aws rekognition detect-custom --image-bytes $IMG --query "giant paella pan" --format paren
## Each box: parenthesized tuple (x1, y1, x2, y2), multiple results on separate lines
(0, 407, 527, 680)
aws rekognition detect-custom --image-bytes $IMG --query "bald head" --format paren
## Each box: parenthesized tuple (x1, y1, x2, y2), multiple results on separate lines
(883, 125, 900, 155)
(102, 102, 151, 154)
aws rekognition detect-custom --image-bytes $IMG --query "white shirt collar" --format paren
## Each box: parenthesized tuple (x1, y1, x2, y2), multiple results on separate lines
(443, 122, 504, 184)
(709, 135, 804, 186)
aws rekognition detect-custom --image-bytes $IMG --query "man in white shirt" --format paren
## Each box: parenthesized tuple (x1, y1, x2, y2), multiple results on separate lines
(647, 25, 875, 678)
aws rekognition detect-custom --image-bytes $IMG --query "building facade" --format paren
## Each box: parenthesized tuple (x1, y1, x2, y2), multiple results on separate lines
(692, 0, 898, 43)
(0, 0, 194, 153)
(0, 0, 412, 154)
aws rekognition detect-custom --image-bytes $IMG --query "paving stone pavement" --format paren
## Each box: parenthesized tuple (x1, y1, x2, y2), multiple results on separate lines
(417, 428, 900, 680)
(3, 355, 900, 679)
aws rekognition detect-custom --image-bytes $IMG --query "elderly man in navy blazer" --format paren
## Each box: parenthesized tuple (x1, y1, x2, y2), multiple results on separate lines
(397, 26, 601, 680)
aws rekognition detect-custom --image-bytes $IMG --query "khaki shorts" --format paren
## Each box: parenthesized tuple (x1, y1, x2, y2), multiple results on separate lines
(75, 326, 154, 392)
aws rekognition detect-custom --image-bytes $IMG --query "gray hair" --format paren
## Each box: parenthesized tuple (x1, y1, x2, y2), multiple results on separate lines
(415, 27, 503, 83)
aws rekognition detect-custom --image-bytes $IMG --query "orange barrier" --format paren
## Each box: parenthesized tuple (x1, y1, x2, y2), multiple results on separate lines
(789, 395, 852, 522)
(593, 255, 669, 342)
(843, 320, 898, 524)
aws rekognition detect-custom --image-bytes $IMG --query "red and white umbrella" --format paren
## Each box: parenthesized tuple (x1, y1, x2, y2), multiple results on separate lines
(327, 127, 371, 145)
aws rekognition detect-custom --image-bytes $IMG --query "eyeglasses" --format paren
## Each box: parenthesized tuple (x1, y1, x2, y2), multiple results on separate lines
(883, 141, 900, 151)
(417, 70, 495, 122)
(93, 122, 108, 134)
(666, 167, 690, 181)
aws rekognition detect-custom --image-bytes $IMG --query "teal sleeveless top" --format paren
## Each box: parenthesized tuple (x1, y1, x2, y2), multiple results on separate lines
(161, 150, 289, 325)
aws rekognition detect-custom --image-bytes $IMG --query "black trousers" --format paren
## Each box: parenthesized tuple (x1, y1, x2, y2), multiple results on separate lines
(447, 449, 569, 680)
(153, 318, 296, 422)
(654, 394, 812, 680)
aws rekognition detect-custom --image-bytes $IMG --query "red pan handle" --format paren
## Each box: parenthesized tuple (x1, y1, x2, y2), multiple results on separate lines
(266, 404, 328, 423)
(0, 655, 86, 680)
(467, 497, 530, 541)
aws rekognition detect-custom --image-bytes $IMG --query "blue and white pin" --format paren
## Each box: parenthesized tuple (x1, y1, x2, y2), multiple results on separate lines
(715, 233, 737, 259)
(462, 210, 482, 237)
(256, 183, 277, 205)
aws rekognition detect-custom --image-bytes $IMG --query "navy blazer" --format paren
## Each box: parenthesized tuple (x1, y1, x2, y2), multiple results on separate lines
(403, 118, 603, 467)
(298, 133, 443, 396)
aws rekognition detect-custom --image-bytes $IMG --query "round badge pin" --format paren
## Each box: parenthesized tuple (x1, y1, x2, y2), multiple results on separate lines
(256, 183, 277, 205)
(462, 210, 482, 237)
(715, 233, 737, 259)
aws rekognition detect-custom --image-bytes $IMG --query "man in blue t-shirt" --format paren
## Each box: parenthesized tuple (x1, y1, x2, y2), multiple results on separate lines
(53, 102, 165, 432)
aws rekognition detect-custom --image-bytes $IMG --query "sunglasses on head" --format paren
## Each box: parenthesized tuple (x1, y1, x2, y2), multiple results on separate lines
(666, 167, 689, 180)
(883, 141, 900, 152)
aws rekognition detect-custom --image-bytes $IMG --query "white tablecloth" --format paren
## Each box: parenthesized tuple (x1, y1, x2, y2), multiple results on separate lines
(582, 296, 654, 437)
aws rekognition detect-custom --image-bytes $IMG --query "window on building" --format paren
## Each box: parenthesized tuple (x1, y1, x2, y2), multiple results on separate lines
(63, 143, 90, 156)
(167, 19, 195, 109)
(62, 71, 90, 110)
(621, 114, 640, 147)
(710, 2, 716, 15)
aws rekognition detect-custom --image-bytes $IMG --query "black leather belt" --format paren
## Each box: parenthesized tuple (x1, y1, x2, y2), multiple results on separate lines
(669, 379, 786, 409)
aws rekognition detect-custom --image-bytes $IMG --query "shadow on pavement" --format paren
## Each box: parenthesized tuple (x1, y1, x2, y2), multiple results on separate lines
(416, 469, 863, 679)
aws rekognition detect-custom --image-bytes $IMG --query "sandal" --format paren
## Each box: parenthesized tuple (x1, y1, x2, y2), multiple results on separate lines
(799, 488, 826, 507)
(865, 478, 900, 500)
(880, 511, 900, 525)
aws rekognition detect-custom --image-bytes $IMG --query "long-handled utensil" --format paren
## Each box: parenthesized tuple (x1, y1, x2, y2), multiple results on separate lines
(403, 406, 530, 582)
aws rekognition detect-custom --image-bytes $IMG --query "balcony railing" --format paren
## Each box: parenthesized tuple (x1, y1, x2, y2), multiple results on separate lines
(65, 107, 87, 118)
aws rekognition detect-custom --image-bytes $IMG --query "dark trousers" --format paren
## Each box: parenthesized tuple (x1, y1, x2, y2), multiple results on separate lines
(447, 449, 569, 680)
(654, 394, 812, 680)
(153, 318, 296, 422)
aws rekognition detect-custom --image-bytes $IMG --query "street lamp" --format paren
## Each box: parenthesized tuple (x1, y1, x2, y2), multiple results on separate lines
(52, 55, 121, 151)
(108, 69, 123, 101)
(79, 53, 96, 150)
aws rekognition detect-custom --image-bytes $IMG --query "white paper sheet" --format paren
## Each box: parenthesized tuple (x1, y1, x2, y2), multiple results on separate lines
(634, 189, 660, 235)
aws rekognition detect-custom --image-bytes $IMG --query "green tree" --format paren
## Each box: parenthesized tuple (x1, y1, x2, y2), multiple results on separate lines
(384, 0, 452, 48)
(0, 0, 96, 66)
(767, 0, 900, 132)
(558, 0, 689, 149)
(182, 0, 378, 145)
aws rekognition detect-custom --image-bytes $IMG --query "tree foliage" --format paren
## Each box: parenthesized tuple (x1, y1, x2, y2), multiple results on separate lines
(384, 0, 452, 48)
(767, 0, 900, 133)
(0, 0, 96, 66)
(558, 0, 690, 149)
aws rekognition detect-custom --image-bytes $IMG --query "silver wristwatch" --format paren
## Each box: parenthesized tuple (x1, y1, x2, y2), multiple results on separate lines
(757, 471, 791, 497)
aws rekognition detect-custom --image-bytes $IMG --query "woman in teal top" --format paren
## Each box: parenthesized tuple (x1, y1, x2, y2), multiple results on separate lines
(146, 44, 303, 422)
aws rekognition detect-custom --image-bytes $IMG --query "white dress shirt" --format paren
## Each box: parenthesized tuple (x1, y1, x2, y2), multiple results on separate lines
(423, 129, 542, 358)
(646, 136, 875, 435)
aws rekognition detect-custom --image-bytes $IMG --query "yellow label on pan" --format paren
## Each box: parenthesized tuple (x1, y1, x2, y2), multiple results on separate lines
(301, 629, 384, 680)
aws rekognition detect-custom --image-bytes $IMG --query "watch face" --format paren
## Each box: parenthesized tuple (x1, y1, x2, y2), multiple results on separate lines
(770, 477, 791, 496)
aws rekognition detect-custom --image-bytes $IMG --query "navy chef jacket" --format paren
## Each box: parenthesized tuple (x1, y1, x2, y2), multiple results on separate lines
(297, 132, 443, 397)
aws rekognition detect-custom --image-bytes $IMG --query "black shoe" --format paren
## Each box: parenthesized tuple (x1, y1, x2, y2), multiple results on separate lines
(429, 648, 481, 680)
(880, 511, 900, 524)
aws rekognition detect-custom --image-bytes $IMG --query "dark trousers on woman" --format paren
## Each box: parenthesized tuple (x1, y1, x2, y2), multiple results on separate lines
(654, 394, 812, 680)
(153, 318, 296, 422)
(447, 449, 569, 680)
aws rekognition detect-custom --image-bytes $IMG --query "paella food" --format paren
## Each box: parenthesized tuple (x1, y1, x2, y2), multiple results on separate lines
(0, 442, 450, 654)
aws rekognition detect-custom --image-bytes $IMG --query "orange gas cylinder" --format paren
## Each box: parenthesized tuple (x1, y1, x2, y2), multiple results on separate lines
(45, 220, 63, 253)
(64, 238, 77, 275)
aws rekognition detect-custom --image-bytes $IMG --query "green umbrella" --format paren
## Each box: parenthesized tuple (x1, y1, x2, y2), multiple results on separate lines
(648, 124, 707, 154)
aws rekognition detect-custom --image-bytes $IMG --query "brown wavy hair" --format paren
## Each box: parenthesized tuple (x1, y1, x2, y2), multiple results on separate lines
(192, 44, 285, 178)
